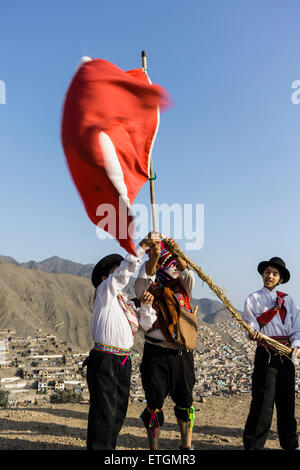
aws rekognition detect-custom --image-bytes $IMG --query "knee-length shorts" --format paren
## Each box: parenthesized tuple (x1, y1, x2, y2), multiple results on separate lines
(140, 342, 196, 411)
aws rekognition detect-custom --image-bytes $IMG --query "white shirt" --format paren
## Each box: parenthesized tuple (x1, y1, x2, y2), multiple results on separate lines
(243, 287, 300, 348)
(91, 245, 155, 350)
(134, 262, 195, 341)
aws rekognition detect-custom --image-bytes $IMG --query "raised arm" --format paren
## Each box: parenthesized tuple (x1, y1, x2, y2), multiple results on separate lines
(145, 235, 161, 275)
(134, 233, 161, 298)
(97, 235, 152, 302)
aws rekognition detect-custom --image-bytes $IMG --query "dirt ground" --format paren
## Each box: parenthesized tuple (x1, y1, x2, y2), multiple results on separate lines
(0, 395, 299, 451)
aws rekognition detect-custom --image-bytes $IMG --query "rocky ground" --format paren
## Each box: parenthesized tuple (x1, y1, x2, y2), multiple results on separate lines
(0, 395, 299, 451)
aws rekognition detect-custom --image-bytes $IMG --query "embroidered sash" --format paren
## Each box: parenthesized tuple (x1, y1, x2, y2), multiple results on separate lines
(93, 343, 131, 355)
(257, 291, 287, 328)
(117, 292, 139, 336)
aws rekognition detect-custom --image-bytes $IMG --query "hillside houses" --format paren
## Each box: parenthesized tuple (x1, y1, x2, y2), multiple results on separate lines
(130, 321, 299, 401)
(0, 322, 299, 407)
(0, 331, 89, 406)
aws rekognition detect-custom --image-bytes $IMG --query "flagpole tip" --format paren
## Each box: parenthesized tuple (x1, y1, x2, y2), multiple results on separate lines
(141, 50, 146, 57)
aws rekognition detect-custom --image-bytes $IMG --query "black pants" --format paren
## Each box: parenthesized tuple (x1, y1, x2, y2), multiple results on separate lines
(140, 342, 195, 411)
(86, 349, 131, 450)
(243, 347, 298, 450)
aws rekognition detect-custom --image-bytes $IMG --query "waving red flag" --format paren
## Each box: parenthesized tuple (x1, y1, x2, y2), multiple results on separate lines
(61, 57, 170, 254)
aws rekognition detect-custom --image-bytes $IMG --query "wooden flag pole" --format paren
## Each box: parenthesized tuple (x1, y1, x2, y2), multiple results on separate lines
(141, 50, 158, 233)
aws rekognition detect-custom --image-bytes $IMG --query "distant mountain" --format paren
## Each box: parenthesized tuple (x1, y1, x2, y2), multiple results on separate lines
(0, 255, 94, 279)
(0, 256, 19, 265)
(21, 256, 94, 279)
(191, 298, 237, 323)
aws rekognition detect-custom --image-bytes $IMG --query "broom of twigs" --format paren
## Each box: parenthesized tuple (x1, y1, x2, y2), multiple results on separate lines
(162, 237, 292, 358)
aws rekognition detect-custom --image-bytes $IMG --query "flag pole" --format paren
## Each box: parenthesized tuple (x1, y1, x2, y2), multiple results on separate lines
(141, 50, 158, 233)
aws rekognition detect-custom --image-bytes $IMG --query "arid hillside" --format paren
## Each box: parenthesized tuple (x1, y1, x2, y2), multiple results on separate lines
(0, 262, 94, 351)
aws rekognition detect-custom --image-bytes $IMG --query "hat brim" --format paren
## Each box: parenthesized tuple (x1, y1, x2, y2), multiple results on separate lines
(257, 261, 290, 284)
(91, 254, 124, 288)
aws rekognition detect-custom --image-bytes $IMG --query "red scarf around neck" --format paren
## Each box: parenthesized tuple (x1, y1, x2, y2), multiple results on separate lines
(257, 291, 287, 328)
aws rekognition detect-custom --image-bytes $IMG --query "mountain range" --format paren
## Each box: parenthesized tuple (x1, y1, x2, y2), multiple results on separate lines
(0, 255, 238, 352)
(0, 255, 94, 278)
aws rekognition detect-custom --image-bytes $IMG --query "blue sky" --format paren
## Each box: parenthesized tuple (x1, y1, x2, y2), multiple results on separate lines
(1, 0, 300, 309)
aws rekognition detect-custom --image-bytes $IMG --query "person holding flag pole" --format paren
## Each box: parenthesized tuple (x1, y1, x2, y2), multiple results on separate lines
(135, 234, 197, 451)
(85, 233, 157, 450)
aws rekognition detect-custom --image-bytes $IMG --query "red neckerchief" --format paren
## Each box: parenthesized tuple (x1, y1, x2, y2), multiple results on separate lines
(257, 291, 287, 328)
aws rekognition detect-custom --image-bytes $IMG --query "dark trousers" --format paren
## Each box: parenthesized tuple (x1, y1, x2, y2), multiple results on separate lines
(243, 347, 298, 450)
(86, 349, 131, 450)
(140, 342, 195, 411)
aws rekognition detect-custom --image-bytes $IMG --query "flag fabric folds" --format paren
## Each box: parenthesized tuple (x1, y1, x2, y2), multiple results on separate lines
(61, 57, 170, 254)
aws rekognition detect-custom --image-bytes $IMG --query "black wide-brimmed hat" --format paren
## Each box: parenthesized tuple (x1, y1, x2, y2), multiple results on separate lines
(91, 254, 124, 288)
(257, 257, 290, 284)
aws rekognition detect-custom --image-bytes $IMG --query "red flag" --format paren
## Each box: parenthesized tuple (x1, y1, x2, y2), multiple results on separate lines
(61, 57, 170, 255)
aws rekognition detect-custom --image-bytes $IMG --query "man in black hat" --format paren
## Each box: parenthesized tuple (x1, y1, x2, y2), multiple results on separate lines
(85, 234, 157, 450)
(243, 257, 300, 450)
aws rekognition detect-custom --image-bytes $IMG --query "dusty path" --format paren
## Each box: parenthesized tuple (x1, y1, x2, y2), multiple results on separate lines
(0, 395, 298, 450)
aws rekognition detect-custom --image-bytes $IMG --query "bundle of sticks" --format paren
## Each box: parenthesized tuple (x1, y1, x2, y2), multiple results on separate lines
(162, 237, 292, 358)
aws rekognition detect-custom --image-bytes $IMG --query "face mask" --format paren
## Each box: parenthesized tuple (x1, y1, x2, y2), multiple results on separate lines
(163, 263, 179, 279)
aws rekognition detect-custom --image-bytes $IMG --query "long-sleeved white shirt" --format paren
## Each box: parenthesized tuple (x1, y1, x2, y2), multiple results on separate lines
(134, 262, 195, 341)
(243, 286, 300, 348)
(91, 245, 156, 351)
